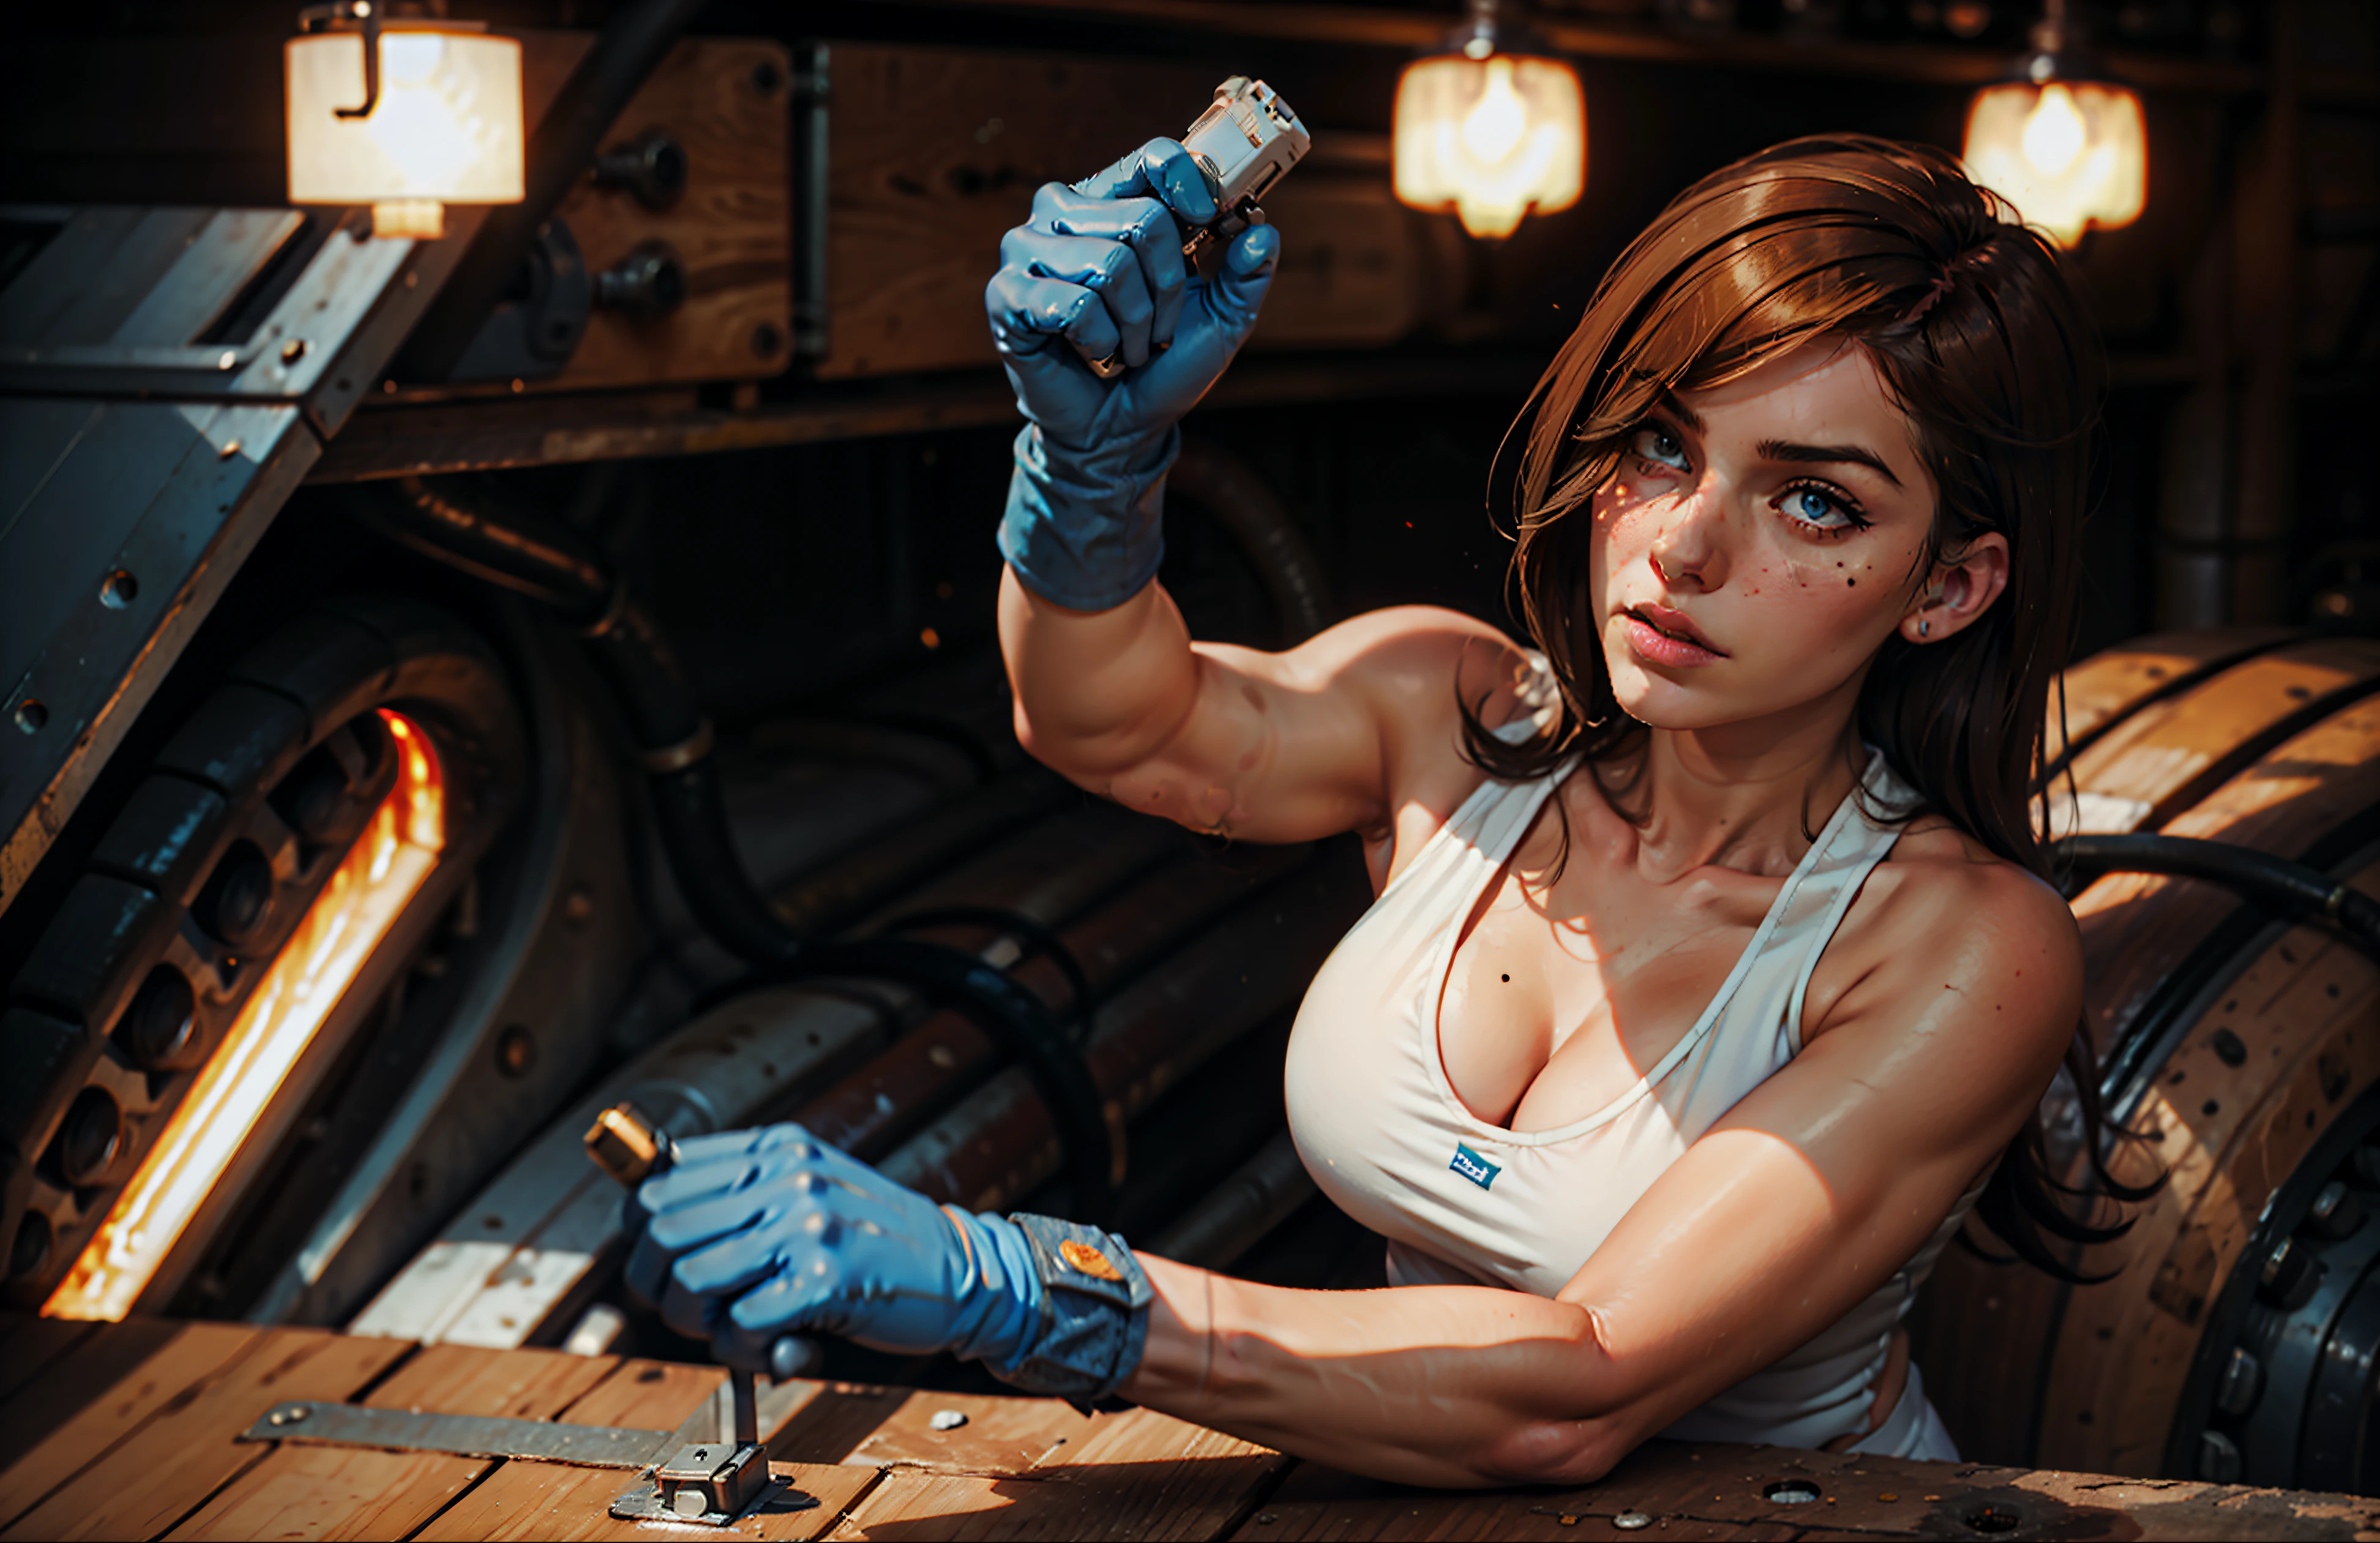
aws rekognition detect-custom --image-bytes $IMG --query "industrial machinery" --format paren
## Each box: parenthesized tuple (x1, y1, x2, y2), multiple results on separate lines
(0, 0, 2374, 1522)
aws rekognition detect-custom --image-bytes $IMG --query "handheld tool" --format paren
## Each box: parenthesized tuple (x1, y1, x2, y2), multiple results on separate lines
(1073, 75, 1309, 380)
(585, 1102, 799, 1526)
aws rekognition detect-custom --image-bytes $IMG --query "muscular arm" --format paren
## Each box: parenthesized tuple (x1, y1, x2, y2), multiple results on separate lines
(1115, 864, 2082, 1486)
(1000, 567, 1531, 850)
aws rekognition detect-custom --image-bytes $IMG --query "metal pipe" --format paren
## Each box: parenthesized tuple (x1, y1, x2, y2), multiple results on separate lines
(878, 855, 1368, 1212)
(797, 843, 1308, 1158)
(397, 0, 714, 381)
(1147, 1127, 1315, 1271)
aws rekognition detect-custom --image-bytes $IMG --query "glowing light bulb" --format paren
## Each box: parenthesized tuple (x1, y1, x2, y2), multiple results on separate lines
(1394, 51, 1585, 240)
(1963, 76, 2147, 247)
(2020, 82, 2086, 175)
(1461, 59, 1529, 165)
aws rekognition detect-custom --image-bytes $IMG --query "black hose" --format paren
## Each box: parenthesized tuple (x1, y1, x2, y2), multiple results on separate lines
(2057, 833, 2380, 956)
(1169, 439, 1334, 645)
(356, 476, 1120, 1222)
(397, 0, 712, 381)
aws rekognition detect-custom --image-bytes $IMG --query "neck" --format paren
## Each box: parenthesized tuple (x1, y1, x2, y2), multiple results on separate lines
(1598, 678, 1868, 884)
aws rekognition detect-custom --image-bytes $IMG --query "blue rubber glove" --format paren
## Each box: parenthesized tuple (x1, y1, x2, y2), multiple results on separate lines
(623, 1125, 1044, 1375)
(986, 137, 1283, 612)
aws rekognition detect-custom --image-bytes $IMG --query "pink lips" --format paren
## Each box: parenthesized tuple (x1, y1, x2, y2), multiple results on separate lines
(1621, 604, 1725, 667)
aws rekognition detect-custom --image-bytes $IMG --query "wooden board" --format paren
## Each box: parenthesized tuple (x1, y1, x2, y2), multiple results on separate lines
(1, 1318, 2374, 1541)
(0, 1326, 408, 1542)
(817, 44, 1454, 379)
(2049, 636, 2380, 837)
(1235, 1441, 2380, 1541)
(2043, 626, 2299, 769)
(544, 37, 793, 390)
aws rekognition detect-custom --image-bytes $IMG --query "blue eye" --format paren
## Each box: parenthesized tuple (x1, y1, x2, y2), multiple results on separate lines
(1779, 483, 1865, 532)
(1632, 426, 1690, 471)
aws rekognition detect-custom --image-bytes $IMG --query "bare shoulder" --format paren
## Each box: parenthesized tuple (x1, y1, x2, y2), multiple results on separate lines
(1807, 818, 2081, 1078)
(1271, 604, 1525, 698)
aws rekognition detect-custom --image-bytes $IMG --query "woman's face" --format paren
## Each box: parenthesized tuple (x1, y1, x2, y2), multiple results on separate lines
(1588, 339, 1997, 737)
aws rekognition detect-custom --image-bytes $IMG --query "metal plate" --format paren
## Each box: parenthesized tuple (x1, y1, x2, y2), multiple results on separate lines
(238, 1400, 674, 1468)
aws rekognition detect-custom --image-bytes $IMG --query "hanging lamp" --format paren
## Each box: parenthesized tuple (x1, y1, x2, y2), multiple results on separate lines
(285, 0, 525, 239)
(1961, 0, 2147, 247)
(1393, 0, 1586, 240)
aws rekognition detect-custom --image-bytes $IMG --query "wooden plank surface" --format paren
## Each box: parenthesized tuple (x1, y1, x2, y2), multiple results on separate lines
(1232, 1442, 2380, 1541)
(0, 1319, 256, 1529)
(0, 1313, 95, 1406)
(1, 1319, 2373, 1540)
(2043, 626, 2297, 767)
(165, 1343, 616, 1541)
(0, 1327, 409, 1543)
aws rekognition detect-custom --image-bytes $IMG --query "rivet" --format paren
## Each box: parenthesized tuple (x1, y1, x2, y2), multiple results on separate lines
(1614, 1512, 1652, 1531)
(281, 339, 307, 364)
(219, 439, 242, 460)
(929, 1409, 968, 1431)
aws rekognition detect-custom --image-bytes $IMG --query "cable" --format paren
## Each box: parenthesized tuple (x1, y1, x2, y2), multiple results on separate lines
(353, 476, 1121, 1221)
(2056, 833, 2380, 957)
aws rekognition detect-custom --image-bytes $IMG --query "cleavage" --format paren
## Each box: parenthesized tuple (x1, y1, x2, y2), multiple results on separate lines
(1434, 786, 1783, 1133)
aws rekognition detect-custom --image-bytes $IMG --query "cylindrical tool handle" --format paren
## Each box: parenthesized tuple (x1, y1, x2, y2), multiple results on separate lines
(583, 1102, 820, 1415)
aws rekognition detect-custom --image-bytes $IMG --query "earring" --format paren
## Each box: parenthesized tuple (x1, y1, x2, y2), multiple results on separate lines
(1918, 619, 1931, 639)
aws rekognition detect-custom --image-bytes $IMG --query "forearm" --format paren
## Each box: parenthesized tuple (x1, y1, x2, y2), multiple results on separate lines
(999, 565, 1202, 780)
(1118, 1254, 1637, 1488)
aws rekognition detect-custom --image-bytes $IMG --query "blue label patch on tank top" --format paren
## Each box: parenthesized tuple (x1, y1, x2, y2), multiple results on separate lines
(1449, 1143, 1500, 1190)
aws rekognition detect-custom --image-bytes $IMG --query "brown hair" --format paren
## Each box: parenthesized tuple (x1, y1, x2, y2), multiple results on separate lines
(1462, 133, 2152, 1275)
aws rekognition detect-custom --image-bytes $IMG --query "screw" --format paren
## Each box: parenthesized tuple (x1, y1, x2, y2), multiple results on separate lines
(2214, 1346, 2262, 1416)
(99, 570, 139, 610)
(13, 699, 47, 734)
(2307, 1179, 2365, 1241)
(280, 339, 307, 364)
(2197, 1428, 2242, 1483)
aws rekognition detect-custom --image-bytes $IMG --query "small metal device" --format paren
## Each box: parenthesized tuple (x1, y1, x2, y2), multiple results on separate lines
(585, 1101, 799, 1528)
(1178, 76, 1311, 264)
(1076, 75, 1311, 380)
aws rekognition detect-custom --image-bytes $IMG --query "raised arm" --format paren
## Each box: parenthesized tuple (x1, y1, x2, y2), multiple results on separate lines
(986, 137, 1524, 848)
(1118, 859, 2082, 1485)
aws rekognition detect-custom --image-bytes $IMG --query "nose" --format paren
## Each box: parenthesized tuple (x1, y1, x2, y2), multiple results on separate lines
(1646, 481, 1727, 592)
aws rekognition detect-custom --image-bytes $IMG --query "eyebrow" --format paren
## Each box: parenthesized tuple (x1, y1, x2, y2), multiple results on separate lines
(1756, 438, 1904, 489)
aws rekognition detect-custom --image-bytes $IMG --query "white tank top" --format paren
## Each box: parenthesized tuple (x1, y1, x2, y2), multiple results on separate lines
(1283, 695, 1977, 1457)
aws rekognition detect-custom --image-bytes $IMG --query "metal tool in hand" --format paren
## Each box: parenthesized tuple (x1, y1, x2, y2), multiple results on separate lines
(585, 1102, 799, 1526)
(1075, 75, 1310, 380)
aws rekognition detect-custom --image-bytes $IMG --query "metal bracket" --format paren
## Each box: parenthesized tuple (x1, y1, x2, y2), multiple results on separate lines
(609, 1441, 812, 1526)
(239, 1400, 672, 1468)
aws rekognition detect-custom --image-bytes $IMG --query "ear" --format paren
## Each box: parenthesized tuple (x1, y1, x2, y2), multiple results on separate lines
(1901, 531, 2008, 645)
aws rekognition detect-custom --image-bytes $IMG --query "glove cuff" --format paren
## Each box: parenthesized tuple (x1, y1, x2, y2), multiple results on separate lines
(998, 424, 1178, 614)
(980, 1212, 1153, 1412)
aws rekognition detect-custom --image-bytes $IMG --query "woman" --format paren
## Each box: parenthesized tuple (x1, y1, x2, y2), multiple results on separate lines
(623, 133, 2135, 1484)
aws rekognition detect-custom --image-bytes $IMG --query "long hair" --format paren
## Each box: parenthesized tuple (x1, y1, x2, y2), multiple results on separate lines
(1460, 133, 2154, 1275)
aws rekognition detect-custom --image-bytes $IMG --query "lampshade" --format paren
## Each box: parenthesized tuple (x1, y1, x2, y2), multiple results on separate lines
(1960, 4, 2146, 248)
(1393, 2, 1585, 240)
(286, 15, 523, 239)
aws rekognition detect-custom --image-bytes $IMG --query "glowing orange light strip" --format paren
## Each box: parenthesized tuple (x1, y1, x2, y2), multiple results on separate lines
(44, 710, 446, 1321)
